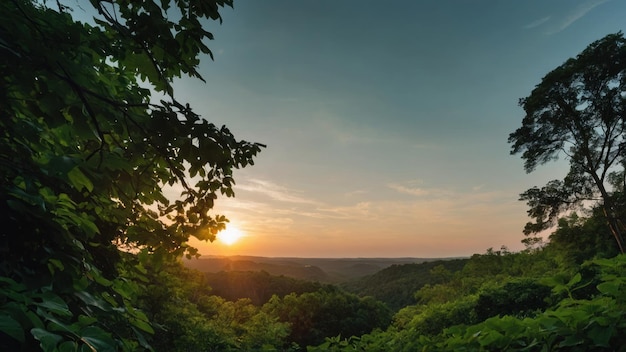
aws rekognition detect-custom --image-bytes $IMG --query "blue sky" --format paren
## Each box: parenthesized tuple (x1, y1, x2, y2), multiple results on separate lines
(168, 0, 626, 258)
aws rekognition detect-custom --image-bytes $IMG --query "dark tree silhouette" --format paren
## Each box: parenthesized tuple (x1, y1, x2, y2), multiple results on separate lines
(509, 32, 626, 253)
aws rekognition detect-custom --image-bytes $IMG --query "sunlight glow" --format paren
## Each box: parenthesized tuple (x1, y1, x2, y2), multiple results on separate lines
(218, 225, 244, 246)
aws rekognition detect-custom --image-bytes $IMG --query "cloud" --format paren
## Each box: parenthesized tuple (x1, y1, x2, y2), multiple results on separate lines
(344, 189, 368, 197)
(548, 0, 610, 34)
(216, 198, 268, 213)
(472, 184, 485, 191)
(381, 180, 522, 230)
(236, 179, 319, 204)
(316, 202, 373, 220)
(523, 16, 551, 29)
(204, 176, 530, 256)
(387, 180, 452, 198)
(388, 183, 430, 197)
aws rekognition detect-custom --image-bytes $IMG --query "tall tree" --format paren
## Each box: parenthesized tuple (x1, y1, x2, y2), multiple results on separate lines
(0, 0, 263, 350)
(509, 32, 626, 253)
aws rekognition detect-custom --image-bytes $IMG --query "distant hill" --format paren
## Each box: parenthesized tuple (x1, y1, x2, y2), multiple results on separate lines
(203, 270, 325, 305)
(183, 256, 458, 283)
(341, 258, 469, 311)
(184, 256, 331, 282)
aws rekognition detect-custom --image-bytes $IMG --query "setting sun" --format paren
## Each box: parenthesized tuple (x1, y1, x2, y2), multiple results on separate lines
(218, 225, 245, 246)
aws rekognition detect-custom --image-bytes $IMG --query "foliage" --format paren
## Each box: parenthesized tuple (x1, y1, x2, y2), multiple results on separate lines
(403, 296, 479, 337)
(135, 262, 393, 351)
(137, 260, 226, 351)
(0, 0, 263, 349)
(313, 254, 626, 352)
(137, 261, 292, 351)
(437, 255, 626, 351)
(508, 32, 626, 252)
(546, 211, 619, 265)
(473, 278, 552, 321)
(411, 247, 560, 309)
(341, 259, 467, 311)
(203, 270, 323, 305)
(307, 335, 367, 352)
(263, 286, 392, 349)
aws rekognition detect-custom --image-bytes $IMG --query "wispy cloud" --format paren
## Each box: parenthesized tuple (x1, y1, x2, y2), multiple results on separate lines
(388, 183, 430, 197)
(472, 184, 485, 191)
(217, 198, 268, 213)
(236, 179, 318, 204)
(344, 189, 368, 197)
(316, 202, 373, 220)
(207, 176, 529, 255)
(387, 180, 452, 198)
(549, 0, 610, 34)
(523, 16, 551, 29)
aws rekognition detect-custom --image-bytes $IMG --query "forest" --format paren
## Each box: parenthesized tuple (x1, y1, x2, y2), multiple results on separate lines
(2, 0, 626, 351)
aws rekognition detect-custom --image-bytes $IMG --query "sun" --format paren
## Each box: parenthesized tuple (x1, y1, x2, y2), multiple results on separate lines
(218, 225, 244, 246)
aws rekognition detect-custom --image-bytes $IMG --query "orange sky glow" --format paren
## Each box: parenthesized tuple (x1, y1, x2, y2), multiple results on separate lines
(171, 0, 625, 259)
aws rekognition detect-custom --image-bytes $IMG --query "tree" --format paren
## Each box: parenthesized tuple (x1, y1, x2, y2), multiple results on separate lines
(509, 32, 626, 253)
(263, 286, 392, 348)
(0, 0, 263, 350)
(546, 210, 618, 265)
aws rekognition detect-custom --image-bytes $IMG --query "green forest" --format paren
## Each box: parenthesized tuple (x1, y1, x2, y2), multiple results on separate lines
(2, 0, 626, 351)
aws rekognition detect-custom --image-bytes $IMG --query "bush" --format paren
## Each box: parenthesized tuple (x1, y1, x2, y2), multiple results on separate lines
(474, 279, 552, 321)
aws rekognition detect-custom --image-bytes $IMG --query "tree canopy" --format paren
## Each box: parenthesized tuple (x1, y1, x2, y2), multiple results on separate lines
(509, 32, 626, 253)
(0, 0, 262, 349)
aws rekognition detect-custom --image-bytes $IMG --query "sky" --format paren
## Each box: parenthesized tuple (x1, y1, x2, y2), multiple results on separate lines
(164, 0, 626, 258)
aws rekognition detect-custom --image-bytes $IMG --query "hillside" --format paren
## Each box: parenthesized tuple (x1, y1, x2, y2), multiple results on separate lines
(203, 270, 325, 305)
(341, 258, 469, 311)
(183, 255, 460, 282)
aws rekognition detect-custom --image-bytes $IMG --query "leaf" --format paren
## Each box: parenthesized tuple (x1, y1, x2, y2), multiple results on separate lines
(0, 315, 25, 342)
(74, 291, 112, 312)
(558, 334, 584, 347)
(126, 308, 154, 334)
(31, 328, 63, 352)
(478, 330, 505, 347)
(129, 315, 154, 334)
(131, 326, 153, 350)
(58, 340, 78, 352)
(588, 325, 613, 347)
(597, 281, 620, 296)
(79, 326, 116, 352)
(49, 259, 64, 270)
(35, 292, 72, 317)
(67, 166, 93, 192)
(567, 273, 582, 287)
(25, 311, 45, 330)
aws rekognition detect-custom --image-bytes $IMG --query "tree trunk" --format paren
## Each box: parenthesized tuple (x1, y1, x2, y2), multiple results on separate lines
(602, 205, 625, 254)
(592, 171, 625, 253)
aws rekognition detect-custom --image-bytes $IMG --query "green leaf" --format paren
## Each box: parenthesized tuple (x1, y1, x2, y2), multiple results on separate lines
(80, 326, 116, 352)
(588, 325, 613, 347)
(48, 258, 65, 273)
(25, 310, 46, 330)
(58, 340, 78, 352)
(597, 281, 620, 296)
(131, 326, 153, 350)
(0, 315, 25, 342)
(478, 330, 505, 347)
(31, 328, 63, 352)
(74, 291, 112, 312)
(35, 292, 72, 317)
(567, 273, 582, 287)
(558, 334, 583, 347)
(126, 308, 154, 334)
(129, 316, 154, 334)
(67, 166, 93, 192)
